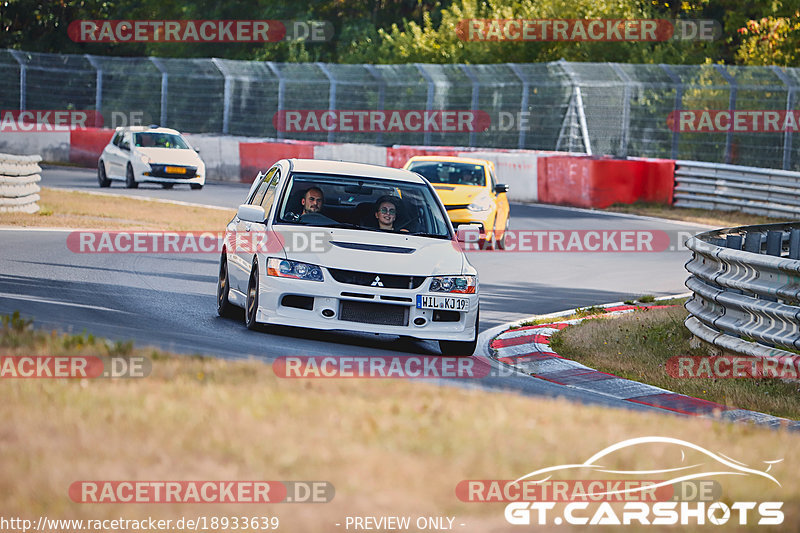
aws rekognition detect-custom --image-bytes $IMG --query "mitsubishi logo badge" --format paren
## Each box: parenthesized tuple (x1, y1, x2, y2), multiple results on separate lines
(371, 276, 384, 287)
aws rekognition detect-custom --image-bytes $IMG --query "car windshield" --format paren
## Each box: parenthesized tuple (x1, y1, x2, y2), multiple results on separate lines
(407, 161, 486, 186)
(276, 172, 452, 238)
(134, 132, 190, 149)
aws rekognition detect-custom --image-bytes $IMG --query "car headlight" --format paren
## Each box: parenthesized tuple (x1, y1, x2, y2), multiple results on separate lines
(267, 258, 324, 282)
(467, 193, 492, 212)
(429, 275, 476, 294)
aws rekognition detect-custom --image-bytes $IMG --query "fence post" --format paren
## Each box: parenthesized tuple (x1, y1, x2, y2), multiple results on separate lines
(149, 57, 168, 127)
(211, 58, 232, 135)
(9, 50, 26, 111)
(770, 66, 796, 171)
(660, 64, 682, 160)
(364, 65, 386, 145)
(609, 63, 632, 158)
(415, 63, 435, 147)
(460, 64, 480, 147)
(316, 63, 336, 143)
(713, 64, 737, 165)
(508, 64, 529, 150)
(558, 60, 592, 155)
(265, 62, 284, 141)
(84, 55, 103, 128)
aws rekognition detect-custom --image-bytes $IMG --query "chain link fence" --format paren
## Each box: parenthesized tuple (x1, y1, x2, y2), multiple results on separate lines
(2, 49, 800, 170)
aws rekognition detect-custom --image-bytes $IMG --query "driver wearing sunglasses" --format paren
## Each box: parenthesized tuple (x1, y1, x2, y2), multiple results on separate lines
(374, 195, 408, 232)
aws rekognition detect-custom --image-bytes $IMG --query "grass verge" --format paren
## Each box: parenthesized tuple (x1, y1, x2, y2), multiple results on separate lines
(605, 202, 790, 228)
(2, 313, 800, 531)
(550, 306, 800, 420)
(0, 187, 233, 230)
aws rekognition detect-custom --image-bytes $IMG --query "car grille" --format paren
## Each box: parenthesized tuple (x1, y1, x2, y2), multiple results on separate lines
(148, 165, 197, 179)
(339, 301, 408, 326)
(328, 268, 425, 289)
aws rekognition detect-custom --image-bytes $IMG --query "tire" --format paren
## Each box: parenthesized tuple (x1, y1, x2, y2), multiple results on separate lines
(439, 308, 479, 356)
(162, 183, 174, 189)
(495, 218, 509, 250)
(245, 262, 260, 330)
(190, 183, 203, 190)
(97, 161, 111, 188)
(217, 253, 235, 318)
(125, 164, 138, 189)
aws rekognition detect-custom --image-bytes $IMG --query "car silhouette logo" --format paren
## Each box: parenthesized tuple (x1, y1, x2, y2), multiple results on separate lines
(371, 276, 384, 287)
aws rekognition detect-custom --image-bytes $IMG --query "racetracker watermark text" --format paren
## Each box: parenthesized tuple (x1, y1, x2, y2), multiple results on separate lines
(0, 356, 150, 378)
(66, 230, 698, 254)
(69, 481, 333, 503)
(273, 110, 491, 133)
(273, 356, 499, 379)
(668, 110, 800, 132)
(68, 20, 333, 42)
(457, 19, 721, 41)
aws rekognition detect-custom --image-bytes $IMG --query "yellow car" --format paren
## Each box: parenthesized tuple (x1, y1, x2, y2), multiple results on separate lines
(403, 156, 510, 249)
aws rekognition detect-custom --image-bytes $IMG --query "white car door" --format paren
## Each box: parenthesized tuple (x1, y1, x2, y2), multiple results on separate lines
(230, 167, 280, 292)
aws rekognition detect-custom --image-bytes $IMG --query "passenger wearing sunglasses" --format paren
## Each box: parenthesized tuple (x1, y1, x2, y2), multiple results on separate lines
(374, 195, 408, 232)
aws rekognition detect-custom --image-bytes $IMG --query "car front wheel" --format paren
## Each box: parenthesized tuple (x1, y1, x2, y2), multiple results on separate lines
(97, 161, 111, 187)
(125, 164, 138, 189)
(190, 183, 203, 190)
(439, 308, 479, 356)
(245, 263, 260, 330)
(496, 218, 509, 250)
(217, 253, 235, 318)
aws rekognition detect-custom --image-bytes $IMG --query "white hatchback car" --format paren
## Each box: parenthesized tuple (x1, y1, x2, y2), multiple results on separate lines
(97, 126, 205, 189)
(217, 159, 480, 355)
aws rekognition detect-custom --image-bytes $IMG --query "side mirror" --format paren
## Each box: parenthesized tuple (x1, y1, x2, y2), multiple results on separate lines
(494, 184, 509, 194)
(237, 204, 266, 223)
(456, 224, 482, 243)
(194, 147, 201, 153)
(120, 143, 130, 151)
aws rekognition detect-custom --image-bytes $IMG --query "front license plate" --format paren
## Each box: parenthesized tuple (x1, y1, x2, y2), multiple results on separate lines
(165, 166, 186, 174)
(416, 295, 469, 311)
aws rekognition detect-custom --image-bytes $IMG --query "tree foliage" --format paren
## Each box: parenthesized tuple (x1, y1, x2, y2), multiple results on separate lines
(0, 0, 798, 66)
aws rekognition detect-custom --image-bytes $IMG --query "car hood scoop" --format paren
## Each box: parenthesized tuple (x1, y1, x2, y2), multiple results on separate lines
(330, 241, 416, 254)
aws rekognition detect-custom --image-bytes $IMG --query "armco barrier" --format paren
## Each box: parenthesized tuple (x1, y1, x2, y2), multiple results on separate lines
(684, 223, 800, 361)
(674, 160, 800, 219)
(537, 155, 674, 209)
(0, 153, 42, 213)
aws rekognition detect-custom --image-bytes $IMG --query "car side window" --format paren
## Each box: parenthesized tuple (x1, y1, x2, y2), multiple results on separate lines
(120, 133, 131, 150)
(259, 170, 281, 213)
(249, 167, 278, 206)
(112, 131, 123, 147)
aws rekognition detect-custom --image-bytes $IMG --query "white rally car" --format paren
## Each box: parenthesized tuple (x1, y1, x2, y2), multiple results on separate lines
(97, 126, 205, 189)
(216, 159, 480, 356)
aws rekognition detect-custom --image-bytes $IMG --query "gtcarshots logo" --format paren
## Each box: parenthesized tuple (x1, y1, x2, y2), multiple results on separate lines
(68, 20, 333, 43)
(492, 437, 784, 526)
(273, 110, 491, 133)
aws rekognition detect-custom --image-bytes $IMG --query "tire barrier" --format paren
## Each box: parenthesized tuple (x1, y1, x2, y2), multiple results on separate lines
(0, 153, 42, 213)
(675, 160, 800, 219)
(685, 223, 800, 361)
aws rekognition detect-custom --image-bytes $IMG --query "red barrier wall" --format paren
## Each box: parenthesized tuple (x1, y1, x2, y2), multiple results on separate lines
(69, 128, 114, 167)
(239, 141, 317, 182)
(537, 156, 674, 208)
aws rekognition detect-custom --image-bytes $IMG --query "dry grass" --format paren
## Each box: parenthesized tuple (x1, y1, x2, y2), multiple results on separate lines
(605, 202, 788, 228)
(0, 188, 233, 230)
(551, 307, 800, 420)
(2, 314, 800, 531)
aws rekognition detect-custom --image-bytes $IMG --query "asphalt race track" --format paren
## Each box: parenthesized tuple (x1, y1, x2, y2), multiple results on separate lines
(0, 166, 707, 411)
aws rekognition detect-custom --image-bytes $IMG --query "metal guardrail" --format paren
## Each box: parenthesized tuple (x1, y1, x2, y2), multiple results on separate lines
(674, 160, 800, 219)
(0, 153, 41, 213)
(684, 223, 800, 360)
